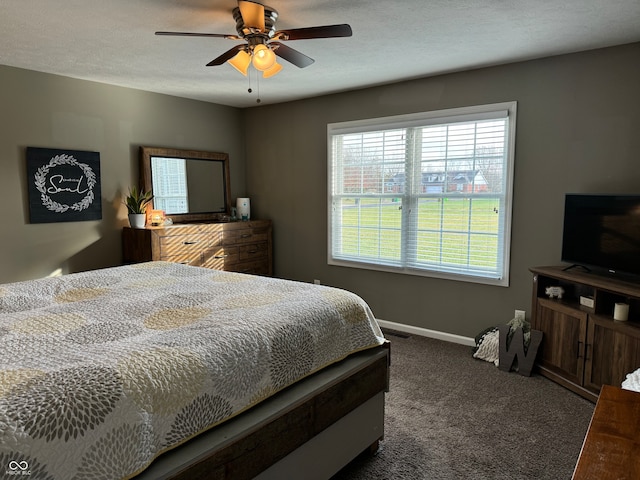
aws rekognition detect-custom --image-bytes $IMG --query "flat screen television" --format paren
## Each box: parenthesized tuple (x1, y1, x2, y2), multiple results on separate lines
(562, 194, 640, 278)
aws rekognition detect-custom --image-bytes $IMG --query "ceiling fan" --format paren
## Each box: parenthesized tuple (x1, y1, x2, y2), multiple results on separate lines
(156, 0, 352, 78)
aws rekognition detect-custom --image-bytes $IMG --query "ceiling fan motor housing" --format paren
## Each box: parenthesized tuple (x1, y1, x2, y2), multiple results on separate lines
(233, 5, 278, 39)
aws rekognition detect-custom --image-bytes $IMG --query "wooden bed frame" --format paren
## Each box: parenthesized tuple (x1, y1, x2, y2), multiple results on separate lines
(136, 342, 390, 480)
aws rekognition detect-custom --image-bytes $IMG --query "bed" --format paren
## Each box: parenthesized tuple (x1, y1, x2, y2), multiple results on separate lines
(0, 261, 388, 479)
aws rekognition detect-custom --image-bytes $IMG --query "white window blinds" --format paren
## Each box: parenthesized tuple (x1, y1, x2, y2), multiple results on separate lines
(151, 157, 189, 213)
(328, 102, 516, 286)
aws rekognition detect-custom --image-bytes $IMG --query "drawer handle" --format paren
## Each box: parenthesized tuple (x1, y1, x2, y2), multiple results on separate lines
(183, 241, 199, 245)
(241, 234, 252, 238)
(248, 249, 258, 254)
(213, 255, 228, 259)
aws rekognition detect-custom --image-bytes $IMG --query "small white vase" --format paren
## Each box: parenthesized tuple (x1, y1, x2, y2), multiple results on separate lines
(128, 213, 146, 229)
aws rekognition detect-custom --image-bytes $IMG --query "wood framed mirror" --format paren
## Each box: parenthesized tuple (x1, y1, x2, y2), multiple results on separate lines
(140, 146, 231, 223)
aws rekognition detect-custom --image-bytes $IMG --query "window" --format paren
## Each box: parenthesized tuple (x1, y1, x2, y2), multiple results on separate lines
(328, 102, 516, 286)
(151, 157, 189, 213)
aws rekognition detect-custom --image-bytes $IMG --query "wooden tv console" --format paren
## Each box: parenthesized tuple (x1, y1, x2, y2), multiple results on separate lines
(530, 266, 640, 402)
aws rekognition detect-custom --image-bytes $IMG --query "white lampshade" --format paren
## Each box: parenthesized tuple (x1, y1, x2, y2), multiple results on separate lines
(228, 50, 251, 76)
(262, 61, 282, 78)
(252, 44, 276, 71)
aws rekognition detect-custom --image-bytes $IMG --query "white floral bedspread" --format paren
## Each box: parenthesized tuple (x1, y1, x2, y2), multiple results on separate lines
(0, 261, 384, 480)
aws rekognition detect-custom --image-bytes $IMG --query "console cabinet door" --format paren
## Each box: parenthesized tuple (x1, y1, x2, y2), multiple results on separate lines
(535, 298, 588, 386)
(584, 315, 640, 393)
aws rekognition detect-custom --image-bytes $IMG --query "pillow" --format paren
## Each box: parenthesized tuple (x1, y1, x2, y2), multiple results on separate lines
(473, 326, 500, 366)
(622, 368, 640, 392)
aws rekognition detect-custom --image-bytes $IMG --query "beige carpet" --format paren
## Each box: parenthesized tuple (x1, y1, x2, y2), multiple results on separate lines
(332, 331, 595, 479)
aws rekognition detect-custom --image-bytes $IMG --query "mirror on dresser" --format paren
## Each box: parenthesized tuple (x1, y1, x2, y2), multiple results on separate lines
(140, 146, 231, 223)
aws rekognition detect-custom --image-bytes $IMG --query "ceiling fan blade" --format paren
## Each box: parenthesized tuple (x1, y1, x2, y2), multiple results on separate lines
(206, 45, 246, 66)
(270, 42, 314, 68)
(275, 24, 352, 41)
(156, 31, 240, 40)
(238, 0, 265, 31)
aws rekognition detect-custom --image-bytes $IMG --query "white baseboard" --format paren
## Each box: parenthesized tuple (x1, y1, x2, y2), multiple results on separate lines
(376, 319, 475, 347)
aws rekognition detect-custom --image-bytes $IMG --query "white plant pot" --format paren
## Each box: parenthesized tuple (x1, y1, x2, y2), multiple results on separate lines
(128, 213, 146, 229)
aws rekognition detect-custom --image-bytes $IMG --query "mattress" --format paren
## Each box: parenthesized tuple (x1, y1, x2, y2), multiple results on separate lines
(0, 261, 385, 480)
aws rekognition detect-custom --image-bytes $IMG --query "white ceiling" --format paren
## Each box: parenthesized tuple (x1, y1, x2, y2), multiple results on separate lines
(2, 0, 640, 108)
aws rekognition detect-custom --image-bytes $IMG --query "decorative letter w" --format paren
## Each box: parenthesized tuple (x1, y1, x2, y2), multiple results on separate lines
(498, 325, 543, 377)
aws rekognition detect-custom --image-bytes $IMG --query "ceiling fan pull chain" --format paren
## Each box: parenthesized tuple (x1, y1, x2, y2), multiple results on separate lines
(246, 69, 261, 103)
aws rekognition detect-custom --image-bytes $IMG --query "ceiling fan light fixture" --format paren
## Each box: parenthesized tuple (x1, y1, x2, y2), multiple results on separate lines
(157, 0, 354, 80)
(262, 61, 282, 78)
(252, 44, 276, 71)
(228, 50, 251, 75)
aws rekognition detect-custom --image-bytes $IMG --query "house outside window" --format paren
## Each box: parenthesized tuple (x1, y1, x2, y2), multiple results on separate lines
(327, 102, 517, 286)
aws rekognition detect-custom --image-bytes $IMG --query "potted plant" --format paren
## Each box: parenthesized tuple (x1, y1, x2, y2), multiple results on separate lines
(124, 186, 153, 228)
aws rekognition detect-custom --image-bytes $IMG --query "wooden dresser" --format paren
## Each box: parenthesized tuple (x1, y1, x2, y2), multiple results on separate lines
(123, 220, 272, 276)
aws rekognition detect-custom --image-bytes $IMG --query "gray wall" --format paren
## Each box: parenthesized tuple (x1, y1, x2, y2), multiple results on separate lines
(2, 44, 638, 339)
(243, 43, 640, 338)
(0, 65, 245, 283)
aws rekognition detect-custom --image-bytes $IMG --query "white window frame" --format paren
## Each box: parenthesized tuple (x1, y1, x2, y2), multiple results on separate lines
(327, 102, 517, 286)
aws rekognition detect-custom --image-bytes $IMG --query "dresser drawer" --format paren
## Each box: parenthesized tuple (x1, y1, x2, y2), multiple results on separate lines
(196, 225, 223, 246)
(201, 246, 239, 270)
(226, 259, 270, 275)
(160, 252, 203, 266)
(223, 228, 269, 246)
(159, 234, 210, 257)
(239, 242, 268, 261)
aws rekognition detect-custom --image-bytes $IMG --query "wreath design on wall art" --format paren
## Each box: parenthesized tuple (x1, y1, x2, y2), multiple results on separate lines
(33, 154, 97, 213)
(26, 147, 102, 224)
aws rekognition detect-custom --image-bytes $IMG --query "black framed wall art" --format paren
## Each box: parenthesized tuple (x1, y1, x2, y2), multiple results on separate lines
(26, 147, 102, 223)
